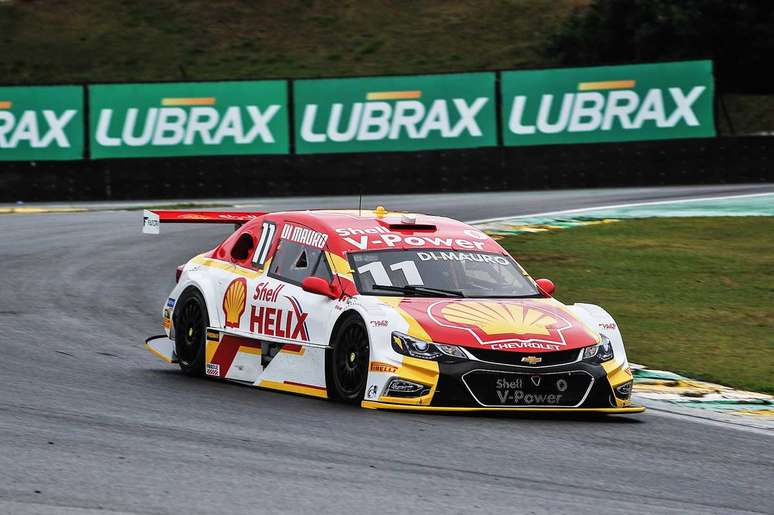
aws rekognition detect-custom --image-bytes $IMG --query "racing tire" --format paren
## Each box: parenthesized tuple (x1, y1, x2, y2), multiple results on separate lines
(327, 316, 370, 404)
(173, 288, 209, 376)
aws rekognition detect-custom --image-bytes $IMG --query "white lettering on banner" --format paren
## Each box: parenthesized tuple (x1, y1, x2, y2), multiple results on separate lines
(508, 86, 706, 135)
(0, 110, 77, 148)
(94, 105, 281, 147)
(300, 97, 488, 143)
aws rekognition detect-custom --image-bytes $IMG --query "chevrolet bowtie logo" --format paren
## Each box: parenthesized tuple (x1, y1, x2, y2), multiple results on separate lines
(521, 355, 542, 365)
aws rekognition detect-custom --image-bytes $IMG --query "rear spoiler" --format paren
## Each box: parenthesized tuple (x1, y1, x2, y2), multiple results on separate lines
(142, 209, 266, 234)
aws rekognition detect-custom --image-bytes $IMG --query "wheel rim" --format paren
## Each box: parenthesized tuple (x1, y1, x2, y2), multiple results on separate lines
(334, 323, 369, 398)
(177, 299, 204, 366)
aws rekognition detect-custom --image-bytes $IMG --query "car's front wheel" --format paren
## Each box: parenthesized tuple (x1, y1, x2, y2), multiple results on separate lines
(328, 316, 370, 404)
(173, 288, 209, 376)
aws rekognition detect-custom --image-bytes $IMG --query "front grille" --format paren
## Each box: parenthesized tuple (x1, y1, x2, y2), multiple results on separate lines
(465, 347, 581, 367)
(462, 369, 593, 407)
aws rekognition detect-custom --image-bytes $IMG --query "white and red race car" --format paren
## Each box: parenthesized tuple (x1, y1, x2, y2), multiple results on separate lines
(144, 207, 643, 413)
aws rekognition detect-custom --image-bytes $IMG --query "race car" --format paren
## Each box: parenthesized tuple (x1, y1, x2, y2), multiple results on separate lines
(143, 207, 643, 414)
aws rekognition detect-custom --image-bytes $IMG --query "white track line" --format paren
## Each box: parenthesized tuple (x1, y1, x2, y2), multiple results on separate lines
(466, 191, 774, 224)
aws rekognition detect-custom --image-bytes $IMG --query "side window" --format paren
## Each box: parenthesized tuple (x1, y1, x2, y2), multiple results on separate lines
(269, 240, 332, 284)
(315, 253, 333, 282)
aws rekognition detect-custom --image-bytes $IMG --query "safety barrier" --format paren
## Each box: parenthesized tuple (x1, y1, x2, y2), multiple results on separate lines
(0, 60, 715, 162)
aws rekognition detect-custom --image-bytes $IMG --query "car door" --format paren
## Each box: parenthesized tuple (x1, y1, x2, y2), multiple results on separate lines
(258, 220, 337, 347)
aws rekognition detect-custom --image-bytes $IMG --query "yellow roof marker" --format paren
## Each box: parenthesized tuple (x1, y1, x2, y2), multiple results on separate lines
(0, 101, 11, 109)
(366, 91, 422, 101)
(577, 80, 636, 91)
(161, 97, 216, 106)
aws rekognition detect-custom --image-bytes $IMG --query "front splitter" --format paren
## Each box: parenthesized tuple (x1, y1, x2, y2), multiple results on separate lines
(361, 400, 645, 414)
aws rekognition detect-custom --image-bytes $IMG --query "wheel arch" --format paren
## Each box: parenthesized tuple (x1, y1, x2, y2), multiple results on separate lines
(568, 303, 628, 367)
(173, 275, 221, 329)
(328, 309, 367, 346)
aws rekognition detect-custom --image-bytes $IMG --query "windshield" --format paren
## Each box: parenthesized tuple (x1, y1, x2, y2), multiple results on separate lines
(348, 249, 540, 298)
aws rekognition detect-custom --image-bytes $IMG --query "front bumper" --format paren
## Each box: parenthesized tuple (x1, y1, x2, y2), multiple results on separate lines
(361, 402, 645, 414)
(367, 357, 642, 413)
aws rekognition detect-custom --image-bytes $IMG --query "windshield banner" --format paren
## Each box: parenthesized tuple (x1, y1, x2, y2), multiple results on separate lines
(501, 60, 715, 146)
(89, 80, 289, 158)
(0, 85, 84, 161)
(293, 72, 497, 154)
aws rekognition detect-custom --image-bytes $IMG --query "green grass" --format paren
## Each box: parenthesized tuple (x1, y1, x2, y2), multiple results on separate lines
(498, 217, 774, 394)
(0, 0, 584, 84)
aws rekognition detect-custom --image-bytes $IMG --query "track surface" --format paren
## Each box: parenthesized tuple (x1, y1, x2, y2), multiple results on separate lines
(1, 185, 772, 514)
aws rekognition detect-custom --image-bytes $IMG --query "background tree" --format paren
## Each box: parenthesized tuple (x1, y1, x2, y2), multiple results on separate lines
(546, 0, 774, 93)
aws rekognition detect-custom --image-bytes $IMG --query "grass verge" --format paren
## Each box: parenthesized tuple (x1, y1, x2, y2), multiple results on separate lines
(498, 217, 774, 393)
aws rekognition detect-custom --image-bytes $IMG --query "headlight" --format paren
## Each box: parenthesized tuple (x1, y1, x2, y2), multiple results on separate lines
(582, 334, 614, 363)
(391, 332, 467, 362)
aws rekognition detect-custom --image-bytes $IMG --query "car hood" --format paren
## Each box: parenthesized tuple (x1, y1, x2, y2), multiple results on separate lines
(389, 297, 600, 352)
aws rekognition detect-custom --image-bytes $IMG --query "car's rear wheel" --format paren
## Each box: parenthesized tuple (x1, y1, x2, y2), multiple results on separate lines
(328, 316, 370, 404)
(174, 288, 208, 376)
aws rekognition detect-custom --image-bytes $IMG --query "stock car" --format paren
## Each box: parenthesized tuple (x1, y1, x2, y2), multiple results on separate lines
(143, 207, 643, 414)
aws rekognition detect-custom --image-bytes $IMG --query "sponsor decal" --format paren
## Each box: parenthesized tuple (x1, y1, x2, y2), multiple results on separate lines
(556, 378, 568, 392)
(142, 210, 161, 234)
(89, 81, 289, 158)
(0, 85, 84, 161)
(463, 229, 489, 240)
(598, 322, 617, 331)
(166, 297, 176, 308)
(223, 278, 247, 328)
(367, 385, 378, 399)
(294, 72, 496, 154)
(177, 214, 210, 220)
(206, 363, 220, 376)
(253, 282, 284, 303)
(496, 378, 524, 389)
(428, 300, 573, 351)
(249, 296, 309, 341)
(502, 60, 715, 146)
(336, 227, 488, 251)
(369, 361, 398, 373)
(369, 319, 389, 328)
(494, 377, 566, 405)
(280, 223, 328, 249)
(417, 251, 508, 265)
(335, 225, 392, 237)
(496, 390, 563, 405)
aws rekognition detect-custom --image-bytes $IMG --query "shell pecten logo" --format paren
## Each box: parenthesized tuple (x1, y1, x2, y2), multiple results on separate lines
(440, 302, 557, 337)
(222, 278, 247, 328)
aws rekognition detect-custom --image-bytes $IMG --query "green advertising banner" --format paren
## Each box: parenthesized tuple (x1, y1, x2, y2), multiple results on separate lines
(294, 72, 496, 154)
(0, 85, 84, 161)
(89, 81, 288, 158)
(501, 60, 715, 146)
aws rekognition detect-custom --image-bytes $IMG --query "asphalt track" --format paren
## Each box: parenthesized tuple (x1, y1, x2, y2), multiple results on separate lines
(1, 184, 773, 514)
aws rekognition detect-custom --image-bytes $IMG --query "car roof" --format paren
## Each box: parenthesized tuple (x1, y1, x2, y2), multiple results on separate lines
(255, 207, 505, 254)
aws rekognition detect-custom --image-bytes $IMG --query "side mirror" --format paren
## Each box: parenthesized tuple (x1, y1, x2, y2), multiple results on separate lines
(302, 276, 339, 299)
(535, 278, 555, 296)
